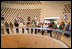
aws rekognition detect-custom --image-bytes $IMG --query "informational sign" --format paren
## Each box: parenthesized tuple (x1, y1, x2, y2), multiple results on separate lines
(44, 17, 59, 20)
(44, 17, 59, 24)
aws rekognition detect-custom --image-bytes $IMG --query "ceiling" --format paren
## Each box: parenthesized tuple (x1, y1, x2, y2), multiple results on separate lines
(1, 1, 41, 5)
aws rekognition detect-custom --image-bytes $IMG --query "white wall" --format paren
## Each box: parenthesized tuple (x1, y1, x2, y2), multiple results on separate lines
(40, 1, 71, 23)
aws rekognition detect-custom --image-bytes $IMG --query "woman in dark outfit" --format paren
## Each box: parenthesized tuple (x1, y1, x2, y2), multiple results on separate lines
(48, 22, 56, 37)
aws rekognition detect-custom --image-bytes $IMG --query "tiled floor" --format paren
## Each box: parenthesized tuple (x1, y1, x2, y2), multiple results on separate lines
(3, 28, 71, 48)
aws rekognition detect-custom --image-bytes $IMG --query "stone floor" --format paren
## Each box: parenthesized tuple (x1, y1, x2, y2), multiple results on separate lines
(2, 28, 71, 48)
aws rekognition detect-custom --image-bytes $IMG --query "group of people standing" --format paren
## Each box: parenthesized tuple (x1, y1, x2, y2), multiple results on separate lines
(1, 21, 13, 34)
(41, 21, 71, 39)
(1, 19, 71, 39)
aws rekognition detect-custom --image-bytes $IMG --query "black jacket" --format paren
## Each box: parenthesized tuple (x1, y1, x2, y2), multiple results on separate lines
(14, 22, 19, 27)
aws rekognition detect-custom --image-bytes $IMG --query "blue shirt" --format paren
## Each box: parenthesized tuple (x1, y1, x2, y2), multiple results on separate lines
(20, 19, 22, 22)
(65, 25, 70, 31)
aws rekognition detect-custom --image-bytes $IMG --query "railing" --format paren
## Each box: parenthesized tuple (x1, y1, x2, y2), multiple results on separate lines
(1, 27, 71, 38)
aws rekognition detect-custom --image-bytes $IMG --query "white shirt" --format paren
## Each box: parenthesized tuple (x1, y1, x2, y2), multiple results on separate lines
(19, 23, 25, 27)
(43, 24, 48, 28)
(37, 21, 39, 25)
